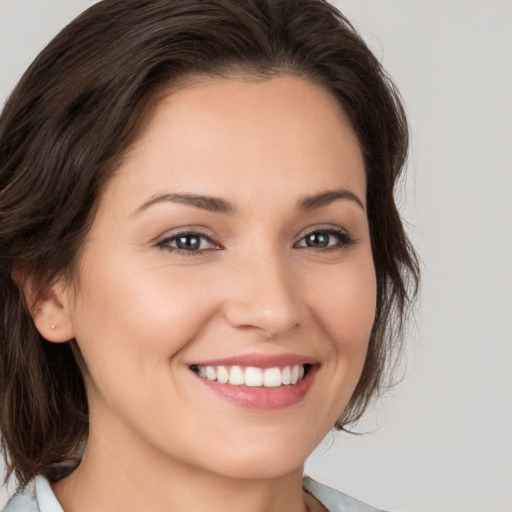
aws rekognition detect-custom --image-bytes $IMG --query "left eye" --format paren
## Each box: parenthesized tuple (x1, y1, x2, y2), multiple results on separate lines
(158, 233, 216, 252)
(295, 229, 353, 249)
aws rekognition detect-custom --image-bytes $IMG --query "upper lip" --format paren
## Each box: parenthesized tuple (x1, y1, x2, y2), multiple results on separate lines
(189, 353, 319, 369)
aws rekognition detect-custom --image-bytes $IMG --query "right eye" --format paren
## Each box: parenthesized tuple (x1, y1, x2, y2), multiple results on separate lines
(157, 232, 218, 253)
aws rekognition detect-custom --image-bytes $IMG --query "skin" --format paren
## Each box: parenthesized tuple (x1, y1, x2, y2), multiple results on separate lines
(34, 75, 376, 512)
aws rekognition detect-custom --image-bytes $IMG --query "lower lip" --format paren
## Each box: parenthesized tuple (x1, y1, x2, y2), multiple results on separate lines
(193, 366, 318, 410)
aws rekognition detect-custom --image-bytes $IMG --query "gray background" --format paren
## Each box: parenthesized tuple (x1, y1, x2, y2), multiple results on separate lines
(1, 1, 511, 511)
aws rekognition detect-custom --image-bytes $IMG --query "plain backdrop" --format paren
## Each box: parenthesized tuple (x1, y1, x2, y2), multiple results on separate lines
(1, 1, 511, 511)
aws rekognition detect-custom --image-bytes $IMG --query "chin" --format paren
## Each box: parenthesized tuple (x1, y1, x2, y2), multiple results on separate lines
(208, 452, 307, 481)
(189, 429, 318, 481)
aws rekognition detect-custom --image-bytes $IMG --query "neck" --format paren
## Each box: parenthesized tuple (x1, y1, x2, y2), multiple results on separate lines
(52, 421, 316, 512)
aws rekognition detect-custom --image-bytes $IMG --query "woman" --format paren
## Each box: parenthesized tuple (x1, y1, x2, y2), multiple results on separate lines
(0, 0, 418, 511)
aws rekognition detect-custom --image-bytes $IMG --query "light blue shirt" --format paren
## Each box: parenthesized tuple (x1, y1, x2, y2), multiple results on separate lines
(3, 475, 386, 512)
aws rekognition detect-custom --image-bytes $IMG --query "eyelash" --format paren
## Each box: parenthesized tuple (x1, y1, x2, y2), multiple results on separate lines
(157, 228, 356, 255)
(293, 228, 356, 251)
(157, 231, 220, 256)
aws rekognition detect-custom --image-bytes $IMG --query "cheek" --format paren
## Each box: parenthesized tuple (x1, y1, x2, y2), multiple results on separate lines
(307, 256, 377, 355)
(71, 252, 222, 375)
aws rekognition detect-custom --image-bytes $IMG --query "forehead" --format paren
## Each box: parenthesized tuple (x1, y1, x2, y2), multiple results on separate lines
(103, 75, 366, 213)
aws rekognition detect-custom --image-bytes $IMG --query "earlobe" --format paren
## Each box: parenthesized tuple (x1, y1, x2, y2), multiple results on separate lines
(14, 269, 76, 343)
(32, 287, 76, 343)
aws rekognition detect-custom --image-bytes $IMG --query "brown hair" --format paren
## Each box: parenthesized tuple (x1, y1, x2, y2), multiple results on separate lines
(0, 0, 419, 486)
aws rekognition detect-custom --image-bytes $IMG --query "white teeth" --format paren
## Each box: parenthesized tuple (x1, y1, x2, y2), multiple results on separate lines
(245, 367, 263, 387)
(281, 366, 291, 385)
(217, 366, 229, 384)
(290, 365, 299, 385)
(228, 366, 244, 385)
(194, 364, 308, 387)
(263, 367, 282, 387)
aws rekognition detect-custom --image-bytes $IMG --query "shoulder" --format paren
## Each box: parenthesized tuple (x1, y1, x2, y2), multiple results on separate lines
(4, 475, 387, 512)
(2, 481, 38, 512)
(303, 476, 389, 512)
(2, 476, 63, 512)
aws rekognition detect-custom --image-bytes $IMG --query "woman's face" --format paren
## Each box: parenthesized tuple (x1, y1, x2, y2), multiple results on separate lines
(62, 76, 376, 479)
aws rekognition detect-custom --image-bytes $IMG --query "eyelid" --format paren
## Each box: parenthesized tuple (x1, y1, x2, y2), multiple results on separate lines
(154, 225, 218, 243)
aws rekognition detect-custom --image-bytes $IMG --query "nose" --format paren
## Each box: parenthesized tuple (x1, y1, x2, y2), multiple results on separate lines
(222, 251, 301, 338)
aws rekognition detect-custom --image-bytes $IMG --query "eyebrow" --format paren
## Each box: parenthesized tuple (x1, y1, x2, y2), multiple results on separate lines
(297, 189, 365, 211)
(132, 188, 364, 216)
(133, 193, 237, 215)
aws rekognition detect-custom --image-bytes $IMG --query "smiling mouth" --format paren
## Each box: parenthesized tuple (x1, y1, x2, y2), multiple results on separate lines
(189, 364, 312, 388)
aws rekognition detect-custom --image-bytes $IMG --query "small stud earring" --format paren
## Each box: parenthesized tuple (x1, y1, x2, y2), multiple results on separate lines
(50, 324, 56, 329)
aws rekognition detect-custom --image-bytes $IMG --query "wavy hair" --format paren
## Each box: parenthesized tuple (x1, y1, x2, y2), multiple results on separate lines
(0, 0, 419, 485)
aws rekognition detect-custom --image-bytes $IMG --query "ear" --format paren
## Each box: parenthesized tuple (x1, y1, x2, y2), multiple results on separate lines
(14, 269, 76, 343)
